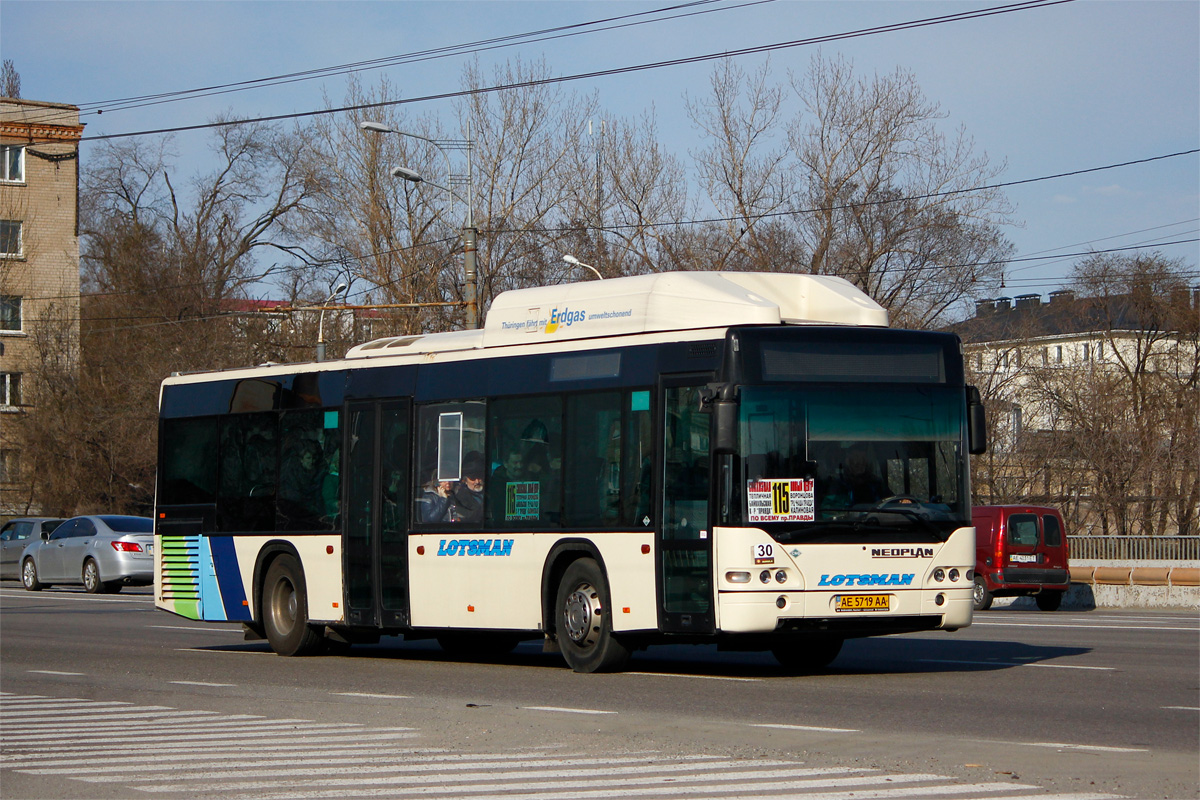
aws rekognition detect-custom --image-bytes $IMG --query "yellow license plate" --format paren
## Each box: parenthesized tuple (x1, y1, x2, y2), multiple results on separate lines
(836, 594, 890, 612)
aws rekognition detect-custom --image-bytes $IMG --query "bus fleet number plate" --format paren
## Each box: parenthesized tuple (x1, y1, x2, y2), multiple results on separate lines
(836, 594, 890, 612)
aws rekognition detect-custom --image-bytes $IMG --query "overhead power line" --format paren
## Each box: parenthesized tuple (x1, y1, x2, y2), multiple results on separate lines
(79, 0, 1073, 143)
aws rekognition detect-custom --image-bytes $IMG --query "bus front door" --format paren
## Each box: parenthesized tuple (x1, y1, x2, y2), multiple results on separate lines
(344, 399, 411, 629)
(659, 382, 715, 634)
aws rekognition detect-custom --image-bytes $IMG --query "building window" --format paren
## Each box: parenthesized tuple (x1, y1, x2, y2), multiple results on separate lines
(0, 295, 21, 332)
(1041, 347, 1048, 365)
(0, 145, 23, 182)
(0, 449, 18, 483)
(0, 372, 19, 408)
(1055, 345, 1063, 364)
(1082, 343, 1091, 361)
(0, 221, 21, 258)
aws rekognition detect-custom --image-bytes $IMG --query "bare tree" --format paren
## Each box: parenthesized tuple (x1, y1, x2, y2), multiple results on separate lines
(686, 59, 793, 272)
(789, 53, 1015, 328)
(1026, 252, 1198, 536)
(1, 60, 19, 98)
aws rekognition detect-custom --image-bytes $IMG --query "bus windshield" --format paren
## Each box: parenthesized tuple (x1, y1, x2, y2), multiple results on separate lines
(738, 384, 970, 542)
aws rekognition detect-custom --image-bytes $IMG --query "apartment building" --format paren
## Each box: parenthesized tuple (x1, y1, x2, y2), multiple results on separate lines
(0, 98, 84, 514)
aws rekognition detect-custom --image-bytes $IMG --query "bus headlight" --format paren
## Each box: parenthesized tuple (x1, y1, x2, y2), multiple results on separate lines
(949, 568, 961, 582)
(775, 570, 787, 583)
(933, 568, 946, 582)
(759, 570, 772, 584)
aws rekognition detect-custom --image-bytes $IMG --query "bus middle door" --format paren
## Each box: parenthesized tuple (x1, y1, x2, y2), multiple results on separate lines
(659, 381, 715, 634)
(344, 399, 411, 629)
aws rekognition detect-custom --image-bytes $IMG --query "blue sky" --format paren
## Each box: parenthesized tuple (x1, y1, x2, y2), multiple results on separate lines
(3, 0, 1197, 304)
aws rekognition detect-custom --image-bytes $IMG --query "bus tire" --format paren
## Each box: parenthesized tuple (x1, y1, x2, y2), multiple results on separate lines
(555, 558, 630, 673)
(973, 575, 993, 611)
(262, 554, 323, 656)
(1035, 589, 1063, 612)
(771, 637, 843, 673)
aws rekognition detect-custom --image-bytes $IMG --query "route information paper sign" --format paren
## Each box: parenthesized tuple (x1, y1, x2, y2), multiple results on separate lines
(747, 478, 815, 522)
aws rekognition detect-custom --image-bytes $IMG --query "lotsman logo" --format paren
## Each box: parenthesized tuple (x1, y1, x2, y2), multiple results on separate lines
(544, 306, 586, 334)
(437, 539, 515, 557)
(818, 573, 914, 587)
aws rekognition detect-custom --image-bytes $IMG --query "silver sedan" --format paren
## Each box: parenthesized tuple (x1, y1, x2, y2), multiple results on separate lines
(20, 515, 154, 594)
(1, 518, 65, 580)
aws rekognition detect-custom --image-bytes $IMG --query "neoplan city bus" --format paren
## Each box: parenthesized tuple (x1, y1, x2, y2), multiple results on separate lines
(154, 271, 987, 673)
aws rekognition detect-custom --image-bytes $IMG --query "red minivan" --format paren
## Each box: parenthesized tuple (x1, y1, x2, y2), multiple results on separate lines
(972, 505, 1071, 611)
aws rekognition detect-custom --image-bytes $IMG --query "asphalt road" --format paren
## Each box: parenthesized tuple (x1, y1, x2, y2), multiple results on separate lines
(1, 582, 1196, 800)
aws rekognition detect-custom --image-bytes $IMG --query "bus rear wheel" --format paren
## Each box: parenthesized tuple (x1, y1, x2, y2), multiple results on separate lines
(262, 554, 323, 656)
(771, 637, 843, 674)
(555, 558, 630, 673)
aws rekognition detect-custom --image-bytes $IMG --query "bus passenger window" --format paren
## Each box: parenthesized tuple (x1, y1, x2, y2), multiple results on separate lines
(414, 401, 486, 526)
(217, 413, 277, 532)
(486, 397, 562, 527)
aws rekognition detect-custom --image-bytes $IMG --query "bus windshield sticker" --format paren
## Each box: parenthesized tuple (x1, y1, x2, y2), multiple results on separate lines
(747, 479, 815, 523)
(505, 481, 540, 521)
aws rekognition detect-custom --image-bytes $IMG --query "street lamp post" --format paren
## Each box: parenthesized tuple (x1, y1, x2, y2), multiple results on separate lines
(360, 120, 479, 329)
(316, 282, 348, 362)
(562, 254, 604, 280)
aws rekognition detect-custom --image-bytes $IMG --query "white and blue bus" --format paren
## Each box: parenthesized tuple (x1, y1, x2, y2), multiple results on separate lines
(154, 271, 986, 672)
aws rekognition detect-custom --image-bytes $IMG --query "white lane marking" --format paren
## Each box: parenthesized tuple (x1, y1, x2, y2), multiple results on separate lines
(172, 777, 1041, 800)
(971, 620, 1198, 632)
(132, 767, 906, 794)
(624, 672, 765, 682)
(23, 670, 85, 676)
(331, 692, 412, 699)
(5, 727, 417, 746)
(918, 659, 1114, 670)
(3, 706, 178, 718)
(0, 591, 150, 604)
(749, 722, 861, 733)
(174, 648, 273, 655)
(169, 680, 237, 687)
(74, 756, 796, 784)
(519, 705, 616, 715)
(0, 742, 440, 767)
(1162, 706, 1199, 711)
(974, 738, 1149, 754)
(152, 625, 243, 634)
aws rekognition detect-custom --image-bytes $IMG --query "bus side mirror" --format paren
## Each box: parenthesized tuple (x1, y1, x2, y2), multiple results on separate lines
(713, 400, 737, 455)
(967, 385, 987, 455)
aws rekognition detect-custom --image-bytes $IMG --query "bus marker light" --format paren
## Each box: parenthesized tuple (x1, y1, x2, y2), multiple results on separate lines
(417, 546, 425, 555)
(332, 602, 339, 608)
(623, 607, 631, 614)
(468, 605, 475, 612)
(641, 544, 650, 554)
(242, 600, 249, 606)
(327, 545, 334, 554)
(726, 571, 751, 584)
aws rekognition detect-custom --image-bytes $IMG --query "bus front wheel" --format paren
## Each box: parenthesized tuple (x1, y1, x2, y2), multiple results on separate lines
(555, 558, 630, 673)
(262, 554, 323, 657)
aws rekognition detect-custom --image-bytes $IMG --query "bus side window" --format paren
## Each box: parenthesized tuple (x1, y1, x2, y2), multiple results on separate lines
(414, 401, 486, 526)
(486, 396, 562, 527)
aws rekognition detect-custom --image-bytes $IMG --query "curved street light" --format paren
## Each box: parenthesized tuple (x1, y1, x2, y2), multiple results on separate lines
(316, 282, 348, 362)
(361, 120, 479, 329)
(563, 254, 604, 280)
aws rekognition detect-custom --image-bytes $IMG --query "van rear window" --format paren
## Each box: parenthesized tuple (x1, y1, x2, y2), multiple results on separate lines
(1008, 515, 1039, 546)
(1043, 515, 1062, 546)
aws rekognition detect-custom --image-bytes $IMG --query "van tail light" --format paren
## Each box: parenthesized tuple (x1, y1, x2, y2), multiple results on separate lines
(111, 541, 144, 553)
(995, 524, 1005, 567)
